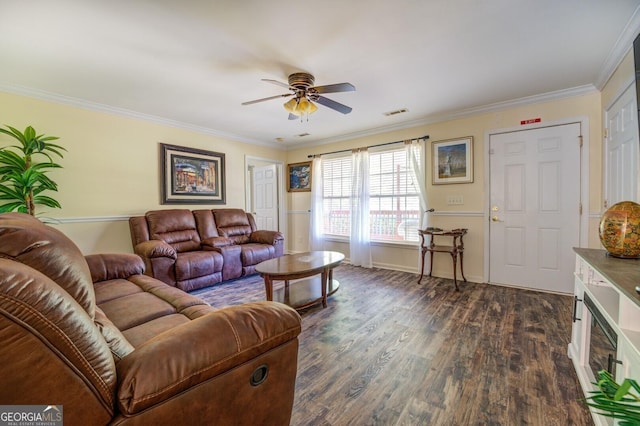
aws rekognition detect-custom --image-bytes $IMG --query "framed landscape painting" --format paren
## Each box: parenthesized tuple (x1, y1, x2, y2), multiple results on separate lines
(160, 143, 226, 204)
(287, 161, 312, 192)
(432, 137, 474, 184)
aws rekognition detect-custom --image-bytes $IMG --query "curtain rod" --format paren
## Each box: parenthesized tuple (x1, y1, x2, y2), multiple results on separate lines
(307, 135, 429, 158)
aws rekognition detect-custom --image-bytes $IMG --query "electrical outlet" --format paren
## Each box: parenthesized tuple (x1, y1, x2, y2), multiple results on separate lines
(446, 195, 464, 205)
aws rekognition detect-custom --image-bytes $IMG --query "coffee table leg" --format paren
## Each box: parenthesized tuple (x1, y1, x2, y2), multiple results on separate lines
(321, 269, 328, 308)
(263, 275, 273, 301)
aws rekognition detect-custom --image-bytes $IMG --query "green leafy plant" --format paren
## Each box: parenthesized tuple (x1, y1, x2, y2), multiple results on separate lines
(0, 125, 65, 216)
(586, 370, 640, 425)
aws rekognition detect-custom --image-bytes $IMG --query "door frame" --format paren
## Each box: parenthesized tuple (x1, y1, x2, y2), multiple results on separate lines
(603, 79, 640, 205)
(482, 116, 590, 284)
(244, 155, 287, 248)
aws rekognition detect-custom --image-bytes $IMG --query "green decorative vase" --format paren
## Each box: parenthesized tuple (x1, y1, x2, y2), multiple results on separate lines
(598, 201, 640, 258)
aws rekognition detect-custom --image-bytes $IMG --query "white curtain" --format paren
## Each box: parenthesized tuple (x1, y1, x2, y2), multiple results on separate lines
(350, 149, 372, 267)
(309, 156, 325, 251)
(406, 139, 430, 270)
(406, 139, 430, 229)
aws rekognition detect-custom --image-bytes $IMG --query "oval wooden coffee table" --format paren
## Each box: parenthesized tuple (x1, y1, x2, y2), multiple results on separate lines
(255, 251, 344, 310)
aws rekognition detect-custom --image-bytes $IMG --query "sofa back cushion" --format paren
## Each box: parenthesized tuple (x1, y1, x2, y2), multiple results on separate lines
(146, 209, 201, 253)
(0, 258, 117, 420)
(0, 213, 96, 316)
(212, 209, 253, 244)
(192, 209, 219, 240)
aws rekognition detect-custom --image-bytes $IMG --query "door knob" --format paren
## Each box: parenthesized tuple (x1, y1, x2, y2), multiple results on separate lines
(492, 216, 502, 222)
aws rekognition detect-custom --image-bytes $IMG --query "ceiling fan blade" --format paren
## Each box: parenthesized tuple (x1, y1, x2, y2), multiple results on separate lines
(262, 79, 292, 89)
(315, 95, 353, 114)
(241, 93, 292, 105)
(312, 82, 355, 94)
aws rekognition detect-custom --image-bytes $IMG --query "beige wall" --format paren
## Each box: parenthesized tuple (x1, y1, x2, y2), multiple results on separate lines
(287, 91, 604, 282)
(0, 91, 287, 253)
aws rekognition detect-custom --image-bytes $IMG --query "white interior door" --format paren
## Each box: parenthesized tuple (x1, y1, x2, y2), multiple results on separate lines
(605, 83, 639, 206)
(489, 123, 581, 293)
(252, 164, 279, 231)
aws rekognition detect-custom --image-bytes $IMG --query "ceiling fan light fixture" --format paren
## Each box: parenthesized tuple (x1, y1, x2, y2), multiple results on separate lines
(298, 97, 317, 115)
(283, 98, 299, 115)
(283, 96, 317, 117)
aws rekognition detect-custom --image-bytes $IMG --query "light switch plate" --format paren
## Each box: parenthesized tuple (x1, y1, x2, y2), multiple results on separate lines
(447, 195, 464, 205)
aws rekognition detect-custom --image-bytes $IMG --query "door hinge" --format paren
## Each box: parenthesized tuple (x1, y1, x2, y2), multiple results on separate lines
(579, 203, 583, 215)
(604, 128, 609, 139)
(604, 199, 609, 209)
(578, 135, 583, 147)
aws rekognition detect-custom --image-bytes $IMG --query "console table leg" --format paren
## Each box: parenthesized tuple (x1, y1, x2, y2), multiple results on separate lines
(451, 253, 459, 291)
(429, 251, 434, 277)
(418, 249, 426, 284)
(459, 252, 467, 282)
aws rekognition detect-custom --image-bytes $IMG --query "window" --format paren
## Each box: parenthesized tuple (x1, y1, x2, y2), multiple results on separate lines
(321, 145, 422, 242)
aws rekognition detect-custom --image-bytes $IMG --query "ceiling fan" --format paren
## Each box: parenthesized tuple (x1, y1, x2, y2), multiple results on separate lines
(241, 72, 355, 120)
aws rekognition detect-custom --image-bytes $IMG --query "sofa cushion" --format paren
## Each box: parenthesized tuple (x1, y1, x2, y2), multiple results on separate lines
(94, 274, 214, 347)
(0, 259, 117, 413)
(213, 209, 253, 244)
(0, 213, 96, 317)
(94, 306, 135, 361)
(175, 251, 224, 281)
(146, 209, 201, 253)
(240, 243, 277, 266)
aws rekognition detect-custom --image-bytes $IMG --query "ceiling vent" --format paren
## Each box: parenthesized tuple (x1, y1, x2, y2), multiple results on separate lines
(384, 108, 408, 116)
(297, 132, 310, 138)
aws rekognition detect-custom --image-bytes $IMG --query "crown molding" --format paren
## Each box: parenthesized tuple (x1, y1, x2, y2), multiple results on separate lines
(0, 79, 607, 153)
(595, 5, 640, 89)
(0, 82, 285, 150)
(290, 84, 599, 150)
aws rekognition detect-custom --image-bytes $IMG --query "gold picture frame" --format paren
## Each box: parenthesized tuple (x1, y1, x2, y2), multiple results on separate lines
(432, 136, 474, 184)
(287, 161, 312, 192)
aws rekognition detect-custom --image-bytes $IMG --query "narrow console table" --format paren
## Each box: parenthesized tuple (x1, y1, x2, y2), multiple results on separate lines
(570, 248, 640, 425)
(417, 228, 467, 290)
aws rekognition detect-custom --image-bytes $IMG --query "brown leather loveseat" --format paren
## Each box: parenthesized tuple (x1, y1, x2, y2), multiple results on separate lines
(0, 213, 301, 426)
(129, 208, 284, 292)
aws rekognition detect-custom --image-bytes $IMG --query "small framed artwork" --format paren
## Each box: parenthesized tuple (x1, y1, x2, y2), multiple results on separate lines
(160, 143, 226, 204)
(287, 161, 312, 192)
(432, 136, 474, 184)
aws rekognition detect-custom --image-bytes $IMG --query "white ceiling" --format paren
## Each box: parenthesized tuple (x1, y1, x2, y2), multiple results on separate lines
(1, 0, 639, 149)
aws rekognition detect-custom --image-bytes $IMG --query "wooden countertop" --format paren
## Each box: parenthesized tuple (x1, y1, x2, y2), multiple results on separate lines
(574, 247, 640, 308)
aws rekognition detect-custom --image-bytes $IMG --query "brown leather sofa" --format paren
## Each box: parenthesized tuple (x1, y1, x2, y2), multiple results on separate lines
(129, 208, 284, 292)
(0, 213, 301, 426)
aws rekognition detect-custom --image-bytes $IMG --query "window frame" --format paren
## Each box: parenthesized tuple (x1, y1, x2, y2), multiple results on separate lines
(319, 143, 424, 244)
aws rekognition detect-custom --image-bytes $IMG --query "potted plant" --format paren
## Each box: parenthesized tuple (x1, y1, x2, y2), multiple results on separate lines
(0, 125, 65, 216)
(586, 370, 640, 425)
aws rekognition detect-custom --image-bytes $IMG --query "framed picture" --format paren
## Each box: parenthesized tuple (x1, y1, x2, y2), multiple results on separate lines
(287, 161, 312, 192)
(432, 136, 474, 184)
(160, 143, 226, 204)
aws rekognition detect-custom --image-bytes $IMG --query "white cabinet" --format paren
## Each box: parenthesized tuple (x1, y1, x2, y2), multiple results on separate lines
(570, 248, 640, 426)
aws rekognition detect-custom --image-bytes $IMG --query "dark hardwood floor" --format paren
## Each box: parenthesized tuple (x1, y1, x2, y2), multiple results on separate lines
(191, 265, 593, 426)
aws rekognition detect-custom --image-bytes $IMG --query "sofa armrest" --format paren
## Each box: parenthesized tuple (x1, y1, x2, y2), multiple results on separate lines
(85, 253, 145, 283)
(201, 236, 234, 248)
(116, 301, 301, 415)
(133, 240, 177, 260)
(250, 230, 284, 245)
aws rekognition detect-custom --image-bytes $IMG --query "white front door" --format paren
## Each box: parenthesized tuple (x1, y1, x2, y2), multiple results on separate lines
(605, 83, 639, 206)
(252, 164, 279, 231)
(489, 123, 581, 293)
